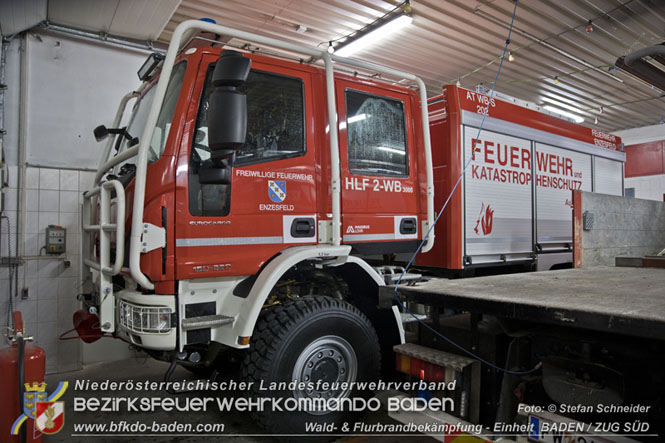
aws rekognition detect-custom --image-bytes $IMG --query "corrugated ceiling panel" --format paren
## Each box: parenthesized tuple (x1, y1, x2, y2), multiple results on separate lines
(158, 0, 665, 131)
(48, 0, 182, 41)
(4, 0, 660, 131)
(0, 0, 47, 36)
(108, 0, 182, 40)
(47, 0, 119, 34)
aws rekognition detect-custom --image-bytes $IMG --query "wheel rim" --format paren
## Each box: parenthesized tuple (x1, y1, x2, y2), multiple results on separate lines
(292, 335, 358, 415)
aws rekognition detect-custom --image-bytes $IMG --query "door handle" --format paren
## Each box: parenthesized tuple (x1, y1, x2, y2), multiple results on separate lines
(399, 217, 417, 235)
(290, 218, 315, 238)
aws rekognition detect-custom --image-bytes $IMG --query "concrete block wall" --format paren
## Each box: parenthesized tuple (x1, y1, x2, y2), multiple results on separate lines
(0, 165, 96, 374)
(573, 191, 665, 267)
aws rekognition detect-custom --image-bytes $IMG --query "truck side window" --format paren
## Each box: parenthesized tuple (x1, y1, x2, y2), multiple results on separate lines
(189, 64, 230, 217)
(236, 70, 305, 165)
(189, 65, 306, 216)
(345, 90, 408, 177)
(150, 61, 188, 162)
(115, 61, 187, 173)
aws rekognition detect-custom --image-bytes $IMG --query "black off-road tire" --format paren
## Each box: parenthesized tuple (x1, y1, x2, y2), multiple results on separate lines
(241, 296, 380, 439)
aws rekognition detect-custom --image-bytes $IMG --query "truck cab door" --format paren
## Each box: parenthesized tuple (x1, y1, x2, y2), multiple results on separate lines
(335, 79, 421, 255)
(174, 53, 317, 280)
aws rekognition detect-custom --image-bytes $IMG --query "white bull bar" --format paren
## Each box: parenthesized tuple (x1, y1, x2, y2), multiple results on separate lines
(82, 179, 126, 332)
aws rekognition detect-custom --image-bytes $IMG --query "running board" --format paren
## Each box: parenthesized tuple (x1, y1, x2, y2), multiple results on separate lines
(181, 315, 234, 331)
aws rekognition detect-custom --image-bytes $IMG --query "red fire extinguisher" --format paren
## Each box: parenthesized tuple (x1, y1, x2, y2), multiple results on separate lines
(0, 312, 45, 443)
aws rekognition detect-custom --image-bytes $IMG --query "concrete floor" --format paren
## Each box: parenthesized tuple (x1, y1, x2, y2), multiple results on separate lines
(44, 355, 433, 442)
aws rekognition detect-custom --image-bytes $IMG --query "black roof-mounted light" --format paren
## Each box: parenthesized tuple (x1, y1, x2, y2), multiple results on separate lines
(615, 43, 665, 91)
(137, 52, 165, 81)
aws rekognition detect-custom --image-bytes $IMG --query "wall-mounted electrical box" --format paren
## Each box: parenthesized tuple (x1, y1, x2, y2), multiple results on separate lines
(46, 225, 66, 254)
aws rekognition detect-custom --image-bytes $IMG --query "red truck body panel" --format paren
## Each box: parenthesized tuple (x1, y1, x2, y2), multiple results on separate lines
(417, 85, 623, 271)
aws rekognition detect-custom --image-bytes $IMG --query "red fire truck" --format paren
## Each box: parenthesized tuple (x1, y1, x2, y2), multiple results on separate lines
(82, 19, 433, 434)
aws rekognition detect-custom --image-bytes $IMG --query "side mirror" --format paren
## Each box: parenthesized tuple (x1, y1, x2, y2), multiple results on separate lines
(207, 50, 251, 166)
(94, 125, 109, 142)
(94, 125, 137, 147)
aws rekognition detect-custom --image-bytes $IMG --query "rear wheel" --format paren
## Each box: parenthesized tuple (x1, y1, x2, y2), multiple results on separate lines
(242, 296, 380, 438)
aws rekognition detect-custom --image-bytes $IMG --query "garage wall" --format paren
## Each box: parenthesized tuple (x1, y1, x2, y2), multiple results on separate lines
(614, 124, 665, 201)
(621, 140, 665, 201)
(4, 30, 148, 167)
(624, 141, 665, 178)
(573, 190, 665, 268)
(1, 30, 149, 373)
(614, 123, 665, 145)
(623, 175, 665, 202)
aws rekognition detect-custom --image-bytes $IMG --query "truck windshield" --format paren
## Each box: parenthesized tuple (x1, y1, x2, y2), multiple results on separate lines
(114, 62, 187, 173)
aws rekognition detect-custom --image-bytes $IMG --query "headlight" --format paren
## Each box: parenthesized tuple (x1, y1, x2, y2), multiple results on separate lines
(118, 301, 172, 334)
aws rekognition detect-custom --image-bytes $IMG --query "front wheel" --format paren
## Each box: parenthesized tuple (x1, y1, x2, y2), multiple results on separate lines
(242, 296, 380, 437)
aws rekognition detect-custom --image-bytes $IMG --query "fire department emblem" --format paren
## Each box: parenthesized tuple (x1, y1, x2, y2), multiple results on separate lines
(23, 382, 48, 419)
(268, 180, 287, 202)
(35, 401, 65, 434)
(11, 381, 68, 436)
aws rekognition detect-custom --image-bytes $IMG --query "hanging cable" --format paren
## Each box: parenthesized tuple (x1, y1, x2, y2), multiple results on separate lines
(394, 0, 541, 376)
(452, 0, 634, 85)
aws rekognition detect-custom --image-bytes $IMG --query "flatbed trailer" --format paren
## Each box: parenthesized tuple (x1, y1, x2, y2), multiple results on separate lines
(380, 267, 665, 442)
(389, 267, 665, 340)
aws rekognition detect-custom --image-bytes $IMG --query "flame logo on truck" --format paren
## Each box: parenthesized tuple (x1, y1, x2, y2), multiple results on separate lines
(474, 203, 494, 236)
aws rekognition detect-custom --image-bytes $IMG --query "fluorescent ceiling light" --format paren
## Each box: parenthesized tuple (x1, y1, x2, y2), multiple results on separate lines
(348, 113, 367, 123)
(336, 14, 413, 57)
(541, 97, 586, 115)
(543, 105, 584, 123)
(378, 146, 405, 155)
(340, 113, 368, 129)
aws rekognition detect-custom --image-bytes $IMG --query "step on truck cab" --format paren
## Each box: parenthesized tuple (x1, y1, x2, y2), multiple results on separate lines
(80, 19, 433, 434)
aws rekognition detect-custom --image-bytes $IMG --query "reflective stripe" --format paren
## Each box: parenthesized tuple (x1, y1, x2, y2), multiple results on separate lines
(343, 233, 396, 242)
(176, 236, 283, 247)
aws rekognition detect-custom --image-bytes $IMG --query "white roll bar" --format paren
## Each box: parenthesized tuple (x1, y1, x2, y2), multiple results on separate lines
(95, 91, 140, 183)
(121, 19, 434, 289)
